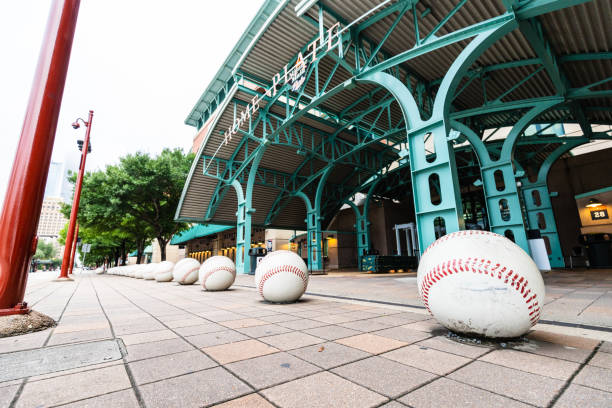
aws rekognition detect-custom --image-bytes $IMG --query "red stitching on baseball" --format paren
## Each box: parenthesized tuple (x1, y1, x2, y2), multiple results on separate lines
(258, 264, 308, 299)
(181, 268, 197, 283)
(202, 265, 235, 289)
(420, 257, 541, 327)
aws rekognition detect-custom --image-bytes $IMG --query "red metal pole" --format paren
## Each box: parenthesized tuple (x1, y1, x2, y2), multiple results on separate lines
(0, 0, 81, 316)
(68, 223, 79, 275)
(59, 110, 93, 279)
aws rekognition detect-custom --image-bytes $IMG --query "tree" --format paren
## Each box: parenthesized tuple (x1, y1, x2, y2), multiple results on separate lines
(61, 148, 192, 262)
(33, 240, 57, 260)
(115, 149, 193, 260)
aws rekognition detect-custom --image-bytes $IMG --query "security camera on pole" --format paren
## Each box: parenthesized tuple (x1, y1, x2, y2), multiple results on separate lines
(57, 110, 93, 281)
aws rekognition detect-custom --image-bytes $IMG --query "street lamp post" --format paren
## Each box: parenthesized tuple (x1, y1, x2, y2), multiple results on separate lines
(0, 0, 82, 316)
(58, 110, 93, 280)
(68, 223, 79, 275)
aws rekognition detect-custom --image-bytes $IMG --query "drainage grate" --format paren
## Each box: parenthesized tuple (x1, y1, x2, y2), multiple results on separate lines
(0, 339, 123, 382)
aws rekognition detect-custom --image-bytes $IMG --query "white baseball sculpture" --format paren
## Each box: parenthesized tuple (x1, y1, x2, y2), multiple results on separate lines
(155, 261, 175, 282)
(417, 230, 545, 338)
(255, 250, 309, 303)
(143, 263, 157, 280)
(199, 256, 236, 291)
(172, 258, 200, 285)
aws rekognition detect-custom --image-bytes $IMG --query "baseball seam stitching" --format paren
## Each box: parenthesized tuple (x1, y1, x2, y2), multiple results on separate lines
(180, 268, 198, 283)
(258, 264, 308, 298)
(419, 257, 541, 326)
(202, 265, 235, 290)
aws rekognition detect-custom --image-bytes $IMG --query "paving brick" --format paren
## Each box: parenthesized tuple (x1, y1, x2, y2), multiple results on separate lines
(379, 402, 408, 408)
(448, 361, 564, 406)
(336, 333, 407, 354)
(212, 393, 275, 408)
(288, 341, 370, 369)
(129, 349, 217, 384)
(527, 330, 599, 350)
(58, 389, 139, 408)
(226, 352, 320, 389)
(186, 329, 248, 348)
(371, 326, 432, 344)
(402, 320, 445, 333)
(16, 364, 131, 408)
(415, 336, 490, 358)
(573, 365, 612, 392)
(259, 331, 324, 351)
(0, 330, 48, 353)
(203, 339, 278, 364)
(262, 371, 387, 408)
(173, 322, 226, 336)
(165, 317, 211, 329)
(332, 356, 436, 398)
(399, 377, 530, 408)
(600, 341, 612, 354)
(259, 314, 302, 323)
(589, 351, 612, 369)
(47, 328, 113, 346)
(0, 383, 21, 407)
(139, 367, 251, 408)
(126, 337, 194, 362)
(480, 349, 580, 380)
(235, 323, 293, 338)
(120, 329, 178, 346)
(277, 318, 330, 330)
(382, 344, 470, 375)
(221, 318, 269, 329)
(302, 325, 361, 341)
(338, 319, 393, 332)
(512, 338, 593, 363)
(553, 383, 612, 408)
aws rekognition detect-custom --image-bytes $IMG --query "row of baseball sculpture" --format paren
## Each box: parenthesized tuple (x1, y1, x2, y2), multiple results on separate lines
(106, 231, 546, 338)
(106, 250, 310, 303)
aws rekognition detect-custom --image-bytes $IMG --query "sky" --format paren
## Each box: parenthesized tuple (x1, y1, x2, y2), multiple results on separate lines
(0, 0, 265, 207)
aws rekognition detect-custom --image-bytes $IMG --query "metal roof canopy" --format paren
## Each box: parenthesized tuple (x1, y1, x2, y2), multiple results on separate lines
(177, 0, 611, 273)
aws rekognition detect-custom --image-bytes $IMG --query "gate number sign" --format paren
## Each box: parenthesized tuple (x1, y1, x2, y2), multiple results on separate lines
(591, 209, 609, 220)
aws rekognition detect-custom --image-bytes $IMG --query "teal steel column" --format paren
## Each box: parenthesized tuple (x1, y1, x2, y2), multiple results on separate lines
(239, 146, 267, 274)
(521, 139, 585, 267)
(346, 201, 369, 269)
(453, 120, 529, 250)
(296, 192, 321, 271)
(358, 20, 516, 252)
(232, 180, 248, 274)
(452, 100, 560, 254)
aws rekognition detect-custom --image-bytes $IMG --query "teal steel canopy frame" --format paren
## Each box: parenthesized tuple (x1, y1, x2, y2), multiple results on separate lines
(176, 0, 611, 273)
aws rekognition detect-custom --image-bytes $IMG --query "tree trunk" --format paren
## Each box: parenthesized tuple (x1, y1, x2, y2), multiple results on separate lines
(136, 239, 145, 264)
(121, 240, 127, 265)
(157, 237, 168, 261)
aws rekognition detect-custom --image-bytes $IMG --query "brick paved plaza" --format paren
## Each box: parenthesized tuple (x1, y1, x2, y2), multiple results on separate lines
(1, 270, 611, 407)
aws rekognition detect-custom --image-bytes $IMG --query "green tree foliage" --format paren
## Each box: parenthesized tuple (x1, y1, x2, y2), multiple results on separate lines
(62, 148, 192, 263)
(115, 149, 193, 260)
(33, 240, 57, 260)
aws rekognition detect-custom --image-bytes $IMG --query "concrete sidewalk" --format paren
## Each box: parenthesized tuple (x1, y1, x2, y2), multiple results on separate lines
(0, 271, 611, 407)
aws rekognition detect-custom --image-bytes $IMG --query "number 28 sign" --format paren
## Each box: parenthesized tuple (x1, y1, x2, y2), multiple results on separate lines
(591, 209, 609, 220)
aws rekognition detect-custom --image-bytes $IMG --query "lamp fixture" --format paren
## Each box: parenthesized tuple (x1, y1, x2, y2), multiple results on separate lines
(586, 198, 603, 208)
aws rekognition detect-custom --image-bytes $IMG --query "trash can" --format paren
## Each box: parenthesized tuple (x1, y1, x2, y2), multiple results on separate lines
(248, 247, 268, 274)
(579, 233, 612, 268)
(527, 229, 551, 271)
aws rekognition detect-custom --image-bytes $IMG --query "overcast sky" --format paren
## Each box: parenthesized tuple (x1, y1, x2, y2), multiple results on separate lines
(0, 0, 264, 207)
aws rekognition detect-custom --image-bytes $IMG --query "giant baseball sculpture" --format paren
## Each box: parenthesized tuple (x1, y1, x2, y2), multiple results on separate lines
(155, 261, 174, 282)
(255, 250, 309, 303)
(200, 256, 236, 291)
(172, 258, 200, 285)
(417, 230, 545, 338)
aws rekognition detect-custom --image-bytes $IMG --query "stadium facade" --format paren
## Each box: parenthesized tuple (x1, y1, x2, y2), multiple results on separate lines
(176, 0, 612, 274)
